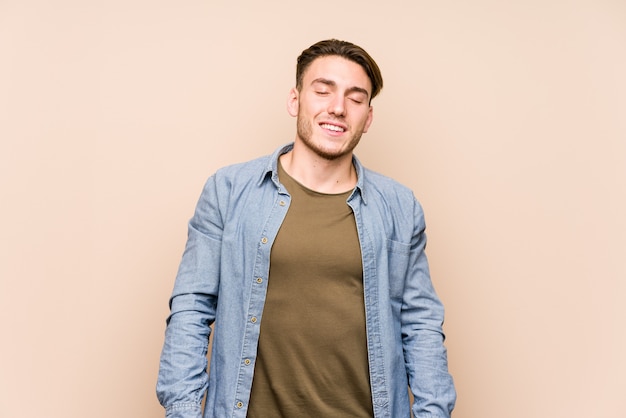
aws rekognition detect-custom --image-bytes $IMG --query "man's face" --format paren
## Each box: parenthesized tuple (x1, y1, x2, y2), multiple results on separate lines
(288, 55, 374, 161)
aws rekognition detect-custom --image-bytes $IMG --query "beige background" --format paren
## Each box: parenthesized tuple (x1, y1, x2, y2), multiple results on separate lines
(1, 1, 625, 417)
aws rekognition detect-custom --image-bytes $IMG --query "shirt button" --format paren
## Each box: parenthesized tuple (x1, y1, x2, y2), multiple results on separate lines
(279, 200, 286, 206)
(236, 401, 244, 408)
(244, 358, 251, 365)
(261, 237, 268, 244)
(250, 316, 257, 323)
(256, 277, 263, 283)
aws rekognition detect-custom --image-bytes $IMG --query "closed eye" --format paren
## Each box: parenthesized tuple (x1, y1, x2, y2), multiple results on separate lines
(348, 94, 367, 104)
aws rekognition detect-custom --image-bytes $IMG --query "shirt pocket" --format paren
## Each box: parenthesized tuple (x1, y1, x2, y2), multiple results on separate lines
(386, 239, 411, 300)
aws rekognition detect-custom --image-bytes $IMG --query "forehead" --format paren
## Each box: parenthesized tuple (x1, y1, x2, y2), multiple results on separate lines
(302, 56, 372, 94)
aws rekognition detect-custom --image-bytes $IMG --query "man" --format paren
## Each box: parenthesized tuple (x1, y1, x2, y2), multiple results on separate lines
(157, 39, 456, 418)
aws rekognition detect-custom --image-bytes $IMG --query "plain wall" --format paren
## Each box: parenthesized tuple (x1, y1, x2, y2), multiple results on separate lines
(1, 1, 624, 417)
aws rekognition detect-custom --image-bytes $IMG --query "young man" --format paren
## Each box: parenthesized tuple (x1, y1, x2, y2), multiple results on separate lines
(157, 39, 456, 418)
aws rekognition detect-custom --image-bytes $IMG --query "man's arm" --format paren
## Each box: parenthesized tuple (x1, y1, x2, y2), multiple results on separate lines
(402, 198, 456, 418)
(156, 175, 224, 418)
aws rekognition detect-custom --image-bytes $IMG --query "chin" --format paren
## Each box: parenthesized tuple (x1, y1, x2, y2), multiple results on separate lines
(313, 142, 357, 161)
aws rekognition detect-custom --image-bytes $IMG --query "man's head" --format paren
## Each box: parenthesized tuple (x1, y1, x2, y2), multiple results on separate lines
(296, 39, 383, 103)
(287, 40, 382, 162)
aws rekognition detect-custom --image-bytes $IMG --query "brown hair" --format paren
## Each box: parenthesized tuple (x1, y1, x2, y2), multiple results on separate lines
(296, 39, 383, 102)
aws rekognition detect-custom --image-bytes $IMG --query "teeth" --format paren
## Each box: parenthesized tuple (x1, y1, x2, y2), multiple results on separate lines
(321, 123, 345, 132)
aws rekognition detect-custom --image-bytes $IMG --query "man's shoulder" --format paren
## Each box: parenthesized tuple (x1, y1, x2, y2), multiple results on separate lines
(360, 166, 425, 219)
(362, 166, 414, 197)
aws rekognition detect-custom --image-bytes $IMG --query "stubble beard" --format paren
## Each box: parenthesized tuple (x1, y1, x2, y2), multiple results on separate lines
(296, 114, 364, 161)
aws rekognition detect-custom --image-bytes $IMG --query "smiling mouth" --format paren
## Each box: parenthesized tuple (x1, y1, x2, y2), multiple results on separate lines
(320, 123, 346, 132)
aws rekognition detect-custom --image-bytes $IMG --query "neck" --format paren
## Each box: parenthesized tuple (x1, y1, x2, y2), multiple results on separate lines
(280, 142, 357, 194)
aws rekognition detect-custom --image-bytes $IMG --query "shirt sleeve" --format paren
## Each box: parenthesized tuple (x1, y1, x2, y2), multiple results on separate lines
(156, 175, 224, 417)
(401, 197, 457, 417)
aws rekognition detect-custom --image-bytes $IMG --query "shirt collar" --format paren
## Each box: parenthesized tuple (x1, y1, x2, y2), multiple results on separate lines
(260, 142, 367, 204)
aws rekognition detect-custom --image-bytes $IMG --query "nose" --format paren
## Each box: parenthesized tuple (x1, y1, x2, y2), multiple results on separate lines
(327, 96, 345, 116)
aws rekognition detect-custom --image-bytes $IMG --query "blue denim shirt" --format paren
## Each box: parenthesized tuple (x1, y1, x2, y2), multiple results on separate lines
(157, 143, 456, 418)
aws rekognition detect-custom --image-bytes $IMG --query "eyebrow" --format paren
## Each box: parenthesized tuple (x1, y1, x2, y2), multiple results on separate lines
(311, 78, 370, 98)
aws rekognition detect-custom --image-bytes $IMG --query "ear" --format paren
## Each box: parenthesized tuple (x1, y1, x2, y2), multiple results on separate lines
(286, 87, 299, 117)
(362, 106, 374, 133)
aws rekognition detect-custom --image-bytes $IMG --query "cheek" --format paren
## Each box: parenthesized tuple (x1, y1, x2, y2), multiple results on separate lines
(363, 118, 372, 132)
(356, 111, 373, 132)
(363, 109, 373, 132)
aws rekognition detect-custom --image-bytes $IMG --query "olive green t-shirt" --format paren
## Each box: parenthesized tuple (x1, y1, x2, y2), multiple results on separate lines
(247, 162, 373, 418)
